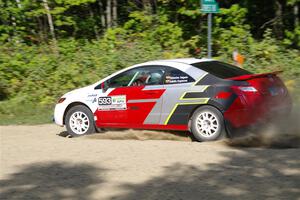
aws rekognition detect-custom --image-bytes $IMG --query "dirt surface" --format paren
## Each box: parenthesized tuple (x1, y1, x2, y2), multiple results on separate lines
(1, 124, 300, 200)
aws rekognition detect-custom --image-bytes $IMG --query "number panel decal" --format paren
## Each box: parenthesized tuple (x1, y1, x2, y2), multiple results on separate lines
(98, 97, 112, 105)
(98, 95, 126, 110)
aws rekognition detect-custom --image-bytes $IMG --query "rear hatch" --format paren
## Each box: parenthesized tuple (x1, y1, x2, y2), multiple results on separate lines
(229, 71, 288, 98)
(191, 61, 291, 114)
(229, 71, 291, 113)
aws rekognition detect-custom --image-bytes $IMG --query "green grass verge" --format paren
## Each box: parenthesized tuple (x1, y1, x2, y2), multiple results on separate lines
(0, 100, 54, 125)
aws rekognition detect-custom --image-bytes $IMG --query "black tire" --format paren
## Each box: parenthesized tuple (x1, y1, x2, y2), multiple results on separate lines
(65, 105, 95, 137)
(190, 105, 226, 142)
(95, 127, 107, 133)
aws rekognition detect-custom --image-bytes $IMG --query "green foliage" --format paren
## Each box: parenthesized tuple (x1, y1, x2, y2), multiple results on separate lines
(0, 1, 299, 124)
(214, 4, 254, 56)
(123, 12, 185, 50)
(0, 16, 188, 105)
(244, 30, 299, 77)
(284, 26, 300, 47)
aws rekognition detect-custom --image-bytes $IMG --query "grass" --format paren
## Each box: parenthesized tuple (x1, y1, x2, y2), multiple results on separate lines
(0, 101, 54, 125)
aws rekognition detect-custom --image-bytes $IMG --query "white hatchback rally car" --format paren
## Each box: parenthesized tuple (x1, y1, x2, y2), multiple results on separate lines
(54, 58, 292, 141)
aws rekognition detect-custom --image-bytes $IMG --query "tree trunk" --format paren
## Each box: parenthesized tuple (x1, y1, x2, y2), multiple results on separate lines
(11, 16, 18, 42)
(142, 0, 152, 14)
(36, 17, 45, 43)
(152, 0, 157, 14)
(42, 0, 58, 52)
(106, 0, 112, 28)
(112, 0, 117, 26)
(9, 0, 22, 42)
(294, 3, 299, 27)
(98, 0, 106, 30)
(274, 0, 284, 39)
(89, 6, 100, 40)
(15, 0, 22, 8)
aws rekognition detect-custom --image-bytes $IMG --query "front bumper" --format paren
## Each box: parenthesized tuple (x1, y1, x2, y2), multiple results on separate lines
(53, 103, 67, 126)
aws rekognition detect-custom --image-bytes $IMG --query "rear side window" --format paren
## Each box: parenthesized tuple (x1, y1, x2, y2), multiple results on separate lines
(164, 67, 195, 84)
(192, 61, 252, 79)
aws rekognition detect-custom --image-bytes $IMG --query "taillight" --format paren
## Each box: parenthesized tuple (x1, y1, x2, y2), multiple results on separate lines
(57, 97, 66, 103)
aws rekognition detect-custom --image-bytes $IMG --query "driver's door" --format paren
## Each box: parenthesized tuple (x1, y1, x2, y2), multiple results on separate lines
(95, 66, 166, 128)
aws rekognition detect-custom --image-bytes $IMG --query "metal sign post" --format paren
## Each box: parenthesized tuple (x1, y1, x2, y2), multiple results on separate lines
(201, 0, 219, 58)
(207, 13, 212, 58)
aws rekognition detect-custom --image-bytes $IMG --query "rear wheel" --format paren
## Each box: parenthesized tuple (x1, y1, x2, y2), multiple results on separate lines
(65, 105, 95, 137)
(190, 106, 226, 142)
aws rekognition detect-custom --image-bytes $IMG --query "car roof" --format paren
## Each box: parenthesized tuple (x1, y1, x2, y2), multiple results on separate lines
(143, 58, 214, 65)
(92, 58, 213, 87)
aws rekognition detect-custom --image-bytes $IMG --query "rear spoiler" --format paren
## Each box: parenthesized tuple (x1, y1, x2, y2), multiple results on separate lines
(228, 71, 283, 81)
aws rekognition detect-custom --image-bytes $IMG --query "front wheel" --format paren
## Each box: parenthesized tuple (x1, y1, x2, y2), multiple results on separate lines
(65, 105, 95, 137)
(190, 106, 226, 142)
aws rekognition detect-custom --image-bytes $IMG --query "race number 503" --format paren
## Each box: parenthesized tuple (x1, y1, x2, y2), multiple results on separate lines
(98, 97, 112, 105)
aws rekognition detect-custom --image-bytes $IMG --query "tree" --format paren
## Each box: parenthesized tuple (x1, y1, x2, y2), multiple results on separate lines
(112, 0, 117, 26)
(106, 0, 111, 28)
(98, 0, 106, 29)
(42, 0, 57, 50)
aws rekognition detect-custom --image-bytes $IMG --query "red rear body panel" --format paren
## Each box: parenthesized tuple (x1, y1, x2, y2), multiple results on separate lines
(224, 72, 292, 128)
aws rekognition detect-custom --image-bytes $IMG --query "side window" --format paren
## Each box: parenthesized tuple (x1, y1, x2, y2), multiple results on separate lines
(130, 67, 165, 86)
(104, 66, 165, 89)
(164, 67, 195, 84)
(108, 68, 139, 88)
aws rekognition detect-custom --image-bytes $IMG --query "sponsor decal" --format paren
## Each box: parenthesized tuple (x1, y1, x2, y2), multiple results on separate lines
(86, 94, 98, 103)
(88, 94, 97, 97)
(165, 75, 189, 84)
(98, 95, 127, 110)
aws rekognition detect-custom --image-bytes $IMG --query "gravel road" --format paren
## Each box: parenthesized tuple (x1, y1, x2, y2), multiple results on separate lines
(1, 124, 299, 200)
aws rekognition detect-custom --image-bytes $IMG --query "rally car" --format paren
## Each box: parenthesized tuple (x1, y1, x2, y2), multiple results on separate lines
(54, 58, 292, 141)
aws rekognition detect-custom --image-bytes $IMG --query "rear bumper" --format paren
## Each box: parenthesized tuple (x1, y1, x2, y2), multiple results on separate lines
(224, 95, 292, 128)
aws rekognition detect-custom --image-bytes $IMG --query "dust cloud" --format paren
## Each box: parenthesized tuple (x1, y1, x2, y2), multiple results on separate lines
(226, 106, 300, 148)
(84, 129, 191, 142)
(83, 106, 300, 148)
(61, 104, 300, 148)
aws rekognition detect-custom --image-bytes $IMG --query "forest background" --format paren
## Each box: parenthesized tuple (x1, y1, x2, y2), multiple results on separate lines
(0, 0, 299, 124)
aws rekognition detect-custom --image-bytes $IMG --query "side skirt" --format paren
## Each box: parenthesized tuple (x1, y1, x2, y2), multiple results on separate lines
(96, 123, 188, 131)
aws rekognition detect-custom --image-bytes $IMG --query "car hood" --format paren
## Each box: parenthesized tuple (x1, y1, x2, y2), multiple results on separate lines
(62, 84, 96, 98)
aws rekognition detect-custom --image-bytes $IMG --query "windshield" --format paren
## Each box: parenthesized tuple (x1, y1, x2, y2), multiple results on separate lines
(191, 61, 252, 79)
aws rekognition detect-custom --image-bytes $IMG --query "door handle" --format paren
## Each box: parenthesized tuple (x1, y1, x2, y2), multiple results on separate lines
(130, 106, 139, 110)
